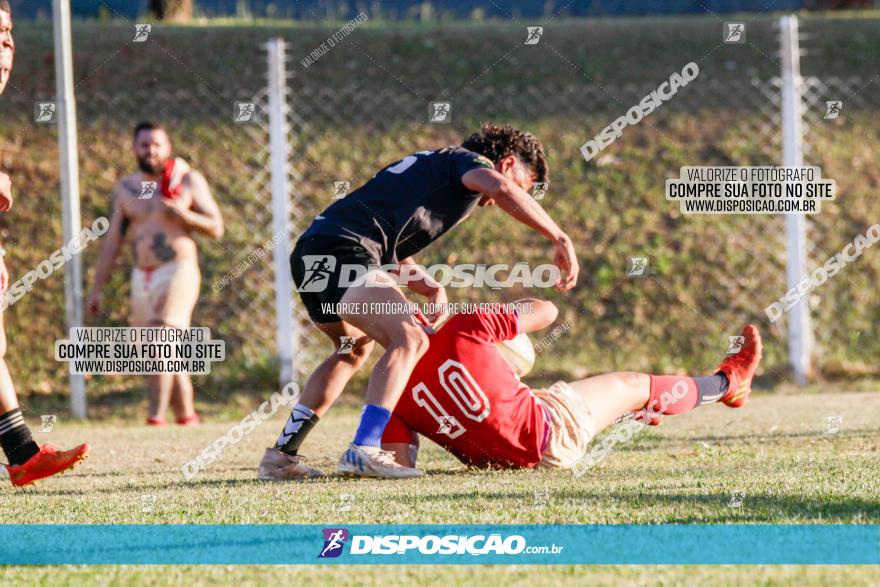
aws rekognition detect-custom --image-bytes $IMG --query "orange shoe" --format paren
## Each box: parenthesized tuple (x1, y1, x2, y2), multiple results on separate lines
(5, 443, 90, 487)
(717, 324, 763, 408)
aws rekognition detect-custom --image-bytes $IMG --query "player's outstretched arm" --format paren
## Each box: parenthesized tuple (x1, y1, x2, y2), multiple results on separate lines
(460, 168, 579, 291)
(514, 298, 558, 334)
(461, 167, 562, 240)
(86, 186, 126, 317)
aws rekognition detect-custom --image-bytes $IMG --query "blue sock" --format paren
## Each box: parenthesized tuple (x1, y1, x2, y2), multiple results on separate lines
(352, 404, 392, 447)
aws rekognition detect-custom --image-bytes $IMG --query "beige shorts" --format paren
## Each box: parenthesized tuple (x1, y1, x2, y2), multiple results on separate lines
(533, 381, 596, 469)
(130, 261, 200, 328)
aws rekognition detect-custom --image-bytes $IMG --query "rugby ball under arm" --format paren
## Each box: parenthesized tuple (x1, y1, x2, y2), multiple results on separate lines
(495, 333, 536, 379)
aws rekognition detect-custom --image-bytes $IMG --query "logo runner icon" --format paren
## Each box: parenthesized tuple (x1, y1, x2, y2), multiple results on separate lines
(531, 182, 548, 201)
(728, 490, 746, 508)
(35, 102, 57, 123)
(429, 102, 451, 123)
(298, 255, 337, 292)
(824, 415, 842, 434)
(525, 27, 544, 45)
(133, 24, 151, 42)
(319, 528, 349, 558)
(727, 335, 745, 354)
(333, 181, 350, 199)
(627, 257, 649, 277)
(40, 415, 57, 433)
(140, 181, 158, 200)
(337, 336, 356, 355)
(724, 23, 745, 43)
(824, 101, 842, 120)
(234, 102, 256, 123)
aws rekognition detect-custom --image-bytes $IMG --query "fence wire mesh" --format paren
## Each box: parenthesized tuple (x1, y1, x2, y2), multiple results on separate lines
(79, 86, 283, 373)
(0, 44, 287, 395)
(799, 52, 880, 374)
(284, 18, 878, 381)
(286, 69, 795, 377)
(0, 17, 876, 405)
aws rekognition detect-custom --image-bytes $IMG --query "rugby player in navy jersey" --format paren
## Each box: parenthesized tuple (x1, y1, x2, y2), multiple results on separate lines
(259, 124, 578, 479)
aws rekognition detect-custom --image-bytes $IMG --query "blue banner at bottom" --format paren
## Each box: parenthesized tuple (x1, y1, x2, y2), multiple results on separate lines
(1, 524, 878, 565)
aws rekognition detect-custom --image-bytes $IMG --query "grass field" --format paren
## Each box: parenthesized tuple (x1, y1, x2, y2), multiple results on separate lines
(1, 15, 880, 399)
(1, 386, 878, 584)
(1, 15, 878, 582)
(4, 562, 880, 586)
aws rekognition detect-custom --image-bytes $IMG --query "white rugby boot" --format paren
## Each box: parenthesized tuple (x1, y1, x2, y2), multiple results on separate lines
(257, 447, 324, 480)
(337, 443, 424, 479)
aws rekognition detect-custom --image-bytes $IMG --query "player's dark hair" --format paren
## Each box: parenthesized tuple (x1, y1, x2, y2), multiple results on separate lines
(462, 123, 548, 183)
(133, 121, 164, 139)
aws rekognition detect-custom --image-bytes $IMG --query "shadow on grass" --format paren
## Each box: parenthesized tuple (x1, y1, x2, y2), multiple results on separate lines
(599, 491, 880, 523)
(672, 428, 880, 444)
(407, 486, 880, 523)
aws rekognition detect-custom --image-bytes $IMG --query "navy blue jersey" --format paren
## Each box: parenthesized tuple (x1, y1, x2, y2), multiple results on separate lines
(300, 147, 494, 263)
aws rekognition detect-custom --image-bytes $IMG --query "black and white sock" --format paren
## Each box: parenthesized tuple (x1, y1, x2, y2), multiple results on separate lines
(0, 409, 40, 466)
(275, 403, 320, 456)
(693, 373, 730, 405)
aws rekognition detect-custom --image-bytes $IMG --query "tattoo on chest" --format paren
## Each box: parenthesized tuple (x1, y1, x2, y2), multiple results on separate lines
(150, 233, 177, 262)
(122, 178, 140, 195)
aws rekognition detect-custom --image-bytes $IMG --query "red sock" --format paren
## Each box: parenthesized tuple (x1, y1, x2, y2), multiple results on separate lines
(646, 375, 699, 416)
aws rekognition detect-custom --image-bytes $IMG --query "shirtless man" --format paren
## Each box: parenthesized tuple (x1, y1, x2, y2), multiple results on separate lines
(0, 0, 90, 486)
(86, 122, 223, 425)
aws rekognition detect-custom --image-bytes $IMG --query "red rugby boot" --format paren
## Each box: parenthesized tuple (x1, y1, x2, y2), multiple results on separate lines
(717, 324, 763, 408)
(6, 443, 90, 487)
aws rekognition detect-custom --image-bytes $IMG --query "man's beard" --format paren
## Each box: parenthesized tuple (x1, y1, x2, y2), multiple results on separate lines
(137, 156, 165, 174)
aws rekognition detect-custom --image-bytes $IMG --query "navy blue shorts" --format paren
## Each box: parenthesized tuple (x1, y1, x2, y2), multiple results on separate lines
(290, 235, 380, 324)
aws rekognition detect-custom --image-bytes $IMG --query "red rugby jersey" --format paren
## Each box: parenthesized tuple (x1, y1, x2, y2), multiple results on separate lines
(382, 308, 545, 468)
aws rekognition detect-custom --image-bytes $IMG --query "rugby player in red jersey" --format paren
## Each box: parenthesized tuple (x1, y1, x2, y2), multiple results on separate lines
(0, 1, 90, 486)
(380, 299, 762, 470)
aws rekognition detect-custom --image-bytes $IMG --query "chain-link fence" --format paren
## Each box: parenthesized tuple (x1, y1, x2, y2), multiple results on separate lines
(0, 16, 876, 411)
(281, 16, 878, 382)
(0, 37, 286, 400)
(799, 20, 880, 377)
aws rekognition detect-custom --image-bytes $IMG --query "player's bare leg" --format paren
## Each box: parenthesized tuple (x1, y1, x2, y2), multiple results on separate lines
(147, 372, 174, 425)
(259, 321, 373, 480)
(298, 322, 375, 416)
(0, 314, 90, 486)
(148, 318, 198, 425)
(0, 312, 27, 437)
(338, 273, 428, 410)
(332, 272, 427, 478)
(0, 315, 17, 412)
(170, 372, 198, 425)
(566, 372, 650, 432)
(566, 324, 763, 434)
